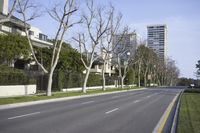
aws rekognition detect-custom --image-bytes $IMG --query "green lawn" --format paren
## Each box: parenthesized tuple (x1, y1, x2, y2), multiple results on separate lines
(0, 87, 141, 105)
(177, 92, 200, 133)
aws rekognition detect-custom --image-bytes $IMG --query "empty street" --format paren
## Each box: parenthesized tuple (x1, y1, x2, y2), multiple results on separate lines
(0, 88, 182, 133)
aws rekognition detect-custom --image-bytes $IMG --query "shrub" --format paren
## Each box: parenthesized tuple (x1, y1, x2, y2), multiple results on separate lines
(87, 73, 102, 87)
(184, 89, 200, 93)
(0, 65, 36, 85)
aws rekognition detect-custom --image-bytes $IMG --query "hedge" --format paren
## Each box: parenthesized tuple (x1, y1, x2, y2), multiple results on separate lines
(184, 89, 200, 93)
(0, 65, 36, 85)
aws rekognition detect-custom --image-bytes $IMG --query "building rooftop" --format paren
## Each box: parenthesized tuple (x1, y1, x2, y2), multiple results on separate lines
(0, 13, 30, 29)
(147, 24, 167, 28)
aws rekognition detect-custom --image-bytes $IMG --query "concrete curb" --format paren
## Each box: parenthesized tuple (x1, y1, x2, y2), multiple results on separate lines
(170, 90, 184, 133)
(152, 90, 183, 133)
(152, 94, 179, 133)
(0, 88, 146, 110)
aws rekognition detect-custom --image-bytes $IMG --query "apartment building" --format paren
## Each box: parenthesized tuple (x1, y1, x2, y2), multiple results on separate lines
(0, 0, 52, 48)
(0, 0, 52, 69)
(83, 50, 115, 76)
(147, 24, 167, 61)
(112, 32, 140, 63)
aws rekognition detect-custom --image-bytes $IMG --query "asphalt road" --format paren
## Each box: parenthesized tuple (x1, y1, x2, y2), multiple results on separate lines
(0, 88, 182, 133)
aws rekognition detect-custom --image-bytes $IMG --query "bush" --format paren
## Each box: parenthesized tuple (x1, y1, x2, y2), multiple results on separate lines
(63, 72, 83, 88)
(0, 65, 36, 85)
(184, 89, 200, 93)
(125, 69, 136, 85)
(87, 73, 102, 87)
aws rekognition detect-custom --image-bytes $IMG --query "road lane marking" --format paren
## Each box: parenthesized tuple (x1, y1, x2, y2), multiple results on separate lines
(134, 100, 140, 103)
(81, 101, 94, 105)
(142, 93, 158, 100)
(112, 95, 121, 98)
(105, 108, 119, 114)
(152, 94, 179, 133)
(147, 95, 152, 98)
(8, 112, 41, 120)
(131, 93, 160, 105)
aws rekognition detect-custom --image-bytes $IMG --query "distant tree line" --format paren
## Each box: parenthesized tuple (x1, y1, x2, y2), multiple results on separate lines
(124, 45, 180, 87)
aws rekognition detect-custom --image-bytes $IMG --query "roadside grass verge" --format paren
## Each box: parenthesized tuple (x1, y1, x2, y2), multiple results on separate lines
(0, 86, 142, 105)
(177, 90, 200, 133)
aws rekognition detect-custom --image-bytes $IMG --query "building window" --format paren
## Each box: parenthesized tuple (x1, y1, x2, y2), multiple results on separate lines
(29, 30, 34, 35)
(39, 33, 47, 41)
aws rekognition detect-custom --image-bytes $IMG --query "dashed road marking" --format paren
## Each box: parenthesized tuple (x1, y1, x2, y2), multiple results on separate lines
(8, 112, 41, 120)
(134, 100, 140, 103)
(81, 101, 94, 105)
(105, 108, 119, 114)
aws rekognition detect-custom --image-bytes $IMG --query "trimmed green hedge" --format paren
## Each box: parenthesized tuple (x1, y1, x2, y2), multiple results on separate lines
(0, 65, 36, 85)
(184, 89, 200, 93)
(87, 73, 102, 87)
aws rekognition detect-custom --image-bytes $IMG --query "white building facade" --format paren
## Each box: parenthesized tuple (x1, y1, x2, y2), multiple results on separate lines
(0, 0, 52, 48)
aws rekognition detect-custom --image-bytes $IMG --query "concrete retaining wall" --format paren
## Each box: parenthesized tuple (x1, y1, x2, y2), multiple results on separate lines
(0, 85, 36, 97)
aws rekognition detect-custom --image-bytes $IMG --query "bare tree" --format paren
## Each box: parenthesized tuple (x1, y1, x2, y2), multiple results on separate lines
(100, 5, 122, 91)
(17, 0, 47, 73)
(0, 0, 19, 23)
(120, 53, 131, 88)
(165, 58, 180, 86)
(134, 45, 146, 87)
(110, 26, 136, 88)
(17, 0, 79, 96)
(73, 0, 111, 93)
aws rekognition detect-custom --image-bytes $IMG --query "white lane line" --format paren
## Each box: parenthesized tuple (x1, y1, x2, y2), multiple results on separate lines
(133, 93, 159, 104)
(134, 100, 140, 103)
(112, 95, 121, 98)
(147, 95, 151, 98)
(143, 93, 158, 100)
(105, 108, 119, 114)
(81, 101, 94, 105)
(8, 112, 41, 120)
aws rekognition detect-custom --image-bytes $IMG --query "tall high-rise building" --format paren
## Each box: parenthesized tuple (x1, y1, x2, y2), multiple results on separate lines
(147, 24, 167, 61)
(112, 32, 140, 62)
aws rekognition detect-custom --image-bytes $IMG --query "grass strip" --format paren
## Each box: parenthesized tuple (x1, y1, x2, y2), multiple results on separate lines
(0, 87, 142, 105)
(177, 92, 200, 133)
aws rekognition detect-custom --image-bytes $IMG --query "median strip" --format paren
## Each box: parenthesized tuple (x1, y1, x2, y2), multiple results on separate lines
(8, 112, 41, 120)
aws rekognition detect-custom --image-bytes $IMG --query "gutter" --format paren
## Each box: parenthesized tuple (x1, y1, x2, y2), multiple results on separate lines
(170, 90, 184, 133)
(152, 89, 184, 133)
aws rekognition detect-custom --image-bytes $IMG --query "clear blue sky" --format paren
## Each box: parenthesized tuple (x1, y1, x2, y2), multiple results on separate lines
(27, 0, 200, 79)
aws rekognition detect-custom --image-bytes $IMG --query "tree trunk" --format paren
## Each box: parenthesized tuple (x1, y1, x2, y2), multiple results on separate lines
(121, 76, 125, 88)
(102, 62, 106, 91)
(117, 55, 123, 88)
(132, 68, 135, 85)
(102, 74, 106, 91)
(138, 62, 141, 87)
(144, 70, 147, 87)
(144, 76, 147, 87)
(83, 68, 90, 93)
(47, 70, 54, 96)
